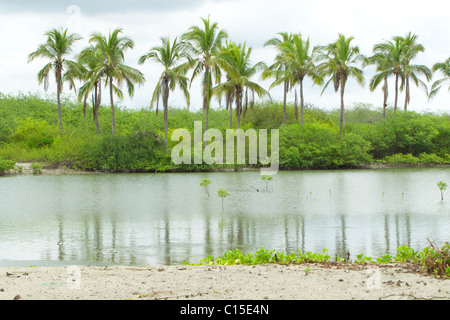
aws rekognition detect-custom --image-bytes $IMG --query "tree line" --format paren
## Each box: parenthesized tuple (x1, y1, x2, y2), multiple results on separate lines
(28, 16, 450, 150)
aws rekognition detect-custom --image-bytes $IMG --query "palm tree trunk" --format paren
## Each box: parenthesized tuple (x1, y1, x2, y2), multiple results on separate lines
(96, 81, 102, 135)
(93, 92, 100, 136)
(228, 95, 233, 129)
(283, 80, 287, 125)
(109, 77, 116, 135)
(382, 77, 388, 119)
(236, 87, 242, 130)
(403, 77, 410, 112)
(205, 102, 209, 133)
(93, 104, 100, 136)
(83, 97, 87, 118)
(163, 79, 169, 151)
(56, 70, 63, 131)
(299, 79, 304, 129)
(204, 67, 211, 133)
(339, 80, 345, 136)
(294, 89, 298, 123)
(394, 73, 399, 113)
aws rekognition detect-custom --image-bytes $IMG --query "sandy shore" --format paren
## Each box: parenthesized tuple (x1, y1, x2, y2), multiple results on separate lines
(7, 162, 450, 177)
(0, 263, 448, 300)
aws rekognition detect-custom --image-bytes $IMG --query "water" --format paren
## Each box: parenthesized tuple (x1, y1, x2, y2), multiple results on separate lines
(0, 168, 449, 266)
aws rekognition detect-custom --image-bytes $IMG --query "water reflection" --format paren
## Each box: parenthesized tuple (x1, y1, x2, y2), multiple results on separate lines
(0, 168, 449, 266)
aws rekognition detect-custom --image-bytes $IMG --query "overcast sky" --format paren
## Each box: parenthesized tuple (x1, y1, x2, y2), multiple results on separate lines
(0, 0, 448, 113)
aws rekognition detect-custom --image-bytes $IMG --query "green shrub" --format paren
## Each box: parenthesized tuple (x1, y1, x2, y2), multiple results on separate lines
(0, 157, 15, 175)
(30, 163, 42, 174)
(381, 153, 419, 166)
(12, 117, 58, 148)
(80, 132, 164, 171)
(418, 153, 445, 164)
(418, 242, 450, 277)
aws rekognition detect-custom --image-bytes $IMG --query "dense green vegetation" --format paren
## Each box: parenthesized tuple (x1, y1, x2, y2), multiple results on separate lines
(182, 243, 450, 277)
(0, 93, 448, 172)
(9, 20, 447, 173)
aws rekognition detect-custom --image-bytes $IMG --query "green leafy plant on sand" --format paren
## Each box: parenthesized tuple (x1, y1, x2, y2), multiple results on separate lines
(437, 181, 447, 200)
(200, 178, 212, 197)
(183, 243, 450, 277)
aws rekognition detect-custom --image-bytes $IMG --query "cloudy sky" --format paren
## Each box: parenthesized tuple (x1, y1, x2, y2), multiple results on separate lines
(0, 0, 448, 113)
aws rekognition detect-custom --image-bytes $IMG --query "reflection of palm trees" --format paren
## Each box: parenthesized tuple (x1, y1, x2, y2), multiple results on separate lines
(285, 215, 305, 254)
(405, 213, 411, 249)
(336, 214, 347, 259)
(383, 212, 391, 255)
(160, 217, 171, 266)
(93, 211, 102, 262)
(393, 213, 412, 250)
(201, 194, 214, 258)
(57, 214, 64, 261)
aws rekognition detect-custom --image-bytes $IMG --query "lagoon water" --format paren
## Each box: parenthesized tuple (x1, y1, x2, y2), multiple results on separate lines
(0, 168, 449, 267)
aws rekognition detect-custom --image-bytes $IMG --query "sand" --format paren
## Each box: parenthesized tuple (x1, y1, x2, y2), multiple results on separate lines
(0, 263, 448, 300)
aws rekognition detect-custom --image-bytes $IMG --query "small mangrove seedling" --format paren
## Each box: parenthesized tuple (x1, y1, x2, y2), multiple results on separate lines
(200, 178, 212, 197)
(217, 188, 230, 215)
(261, 175, 273, 191)
(437, 181, 447, 200)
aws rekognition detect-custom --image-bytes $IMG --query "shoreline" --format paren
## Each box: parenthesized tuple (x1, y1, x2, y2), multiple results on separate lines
(0, 262, 448, 300)
(4, 162, 450, 177)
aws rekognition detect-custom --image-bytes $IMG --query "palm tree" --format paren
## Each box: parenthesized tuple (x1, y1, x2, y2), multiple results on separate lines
(372, 38, 404, 113)
(214, 42, 269, 129)
(77, 45, 104, 135)
(367, 50, 392, 118)
(262, 32, 294, 126)
(216, 41, 237, 129)
(317, 34, 365, 135)
(28, 27, 82, 131)
(429, 58, 450, 100)
(397, 32, 431, 111)
(139, 37, 191, 150)
(281, 33, 322, 127)
(89, 28, 145, 135)
(181, 16, 228, 133)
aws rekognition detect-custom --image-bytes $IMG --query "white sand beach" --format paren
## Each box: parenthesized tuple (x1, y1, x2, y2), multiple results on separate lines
(1, 263, 448, 300)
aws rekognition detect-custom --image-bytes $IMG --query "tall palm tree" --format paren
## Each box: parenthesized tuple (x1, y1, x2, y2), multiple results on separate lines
(89, 28, 145, 135)
(215, 41, 237, 129)
(372, 37, 404, 113)
(181, 16, 228, 133)
(367, 51, 392, 118)
(214, 42, 269, 129)
(429, 58, 450, 100)
(281, 33, 322, 127)
(397, 32, 431, 111)
(317, 34, 365, 135)
(28, 27, 82, 131)
(262, 32, 294, 126)
(77, 45, 104, 135)
(139, 37, 191, 150)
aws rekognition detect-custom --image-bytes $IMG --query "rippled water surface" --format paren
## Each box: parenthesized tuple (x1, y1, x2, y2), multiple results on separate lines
(0, 168, 449, 266)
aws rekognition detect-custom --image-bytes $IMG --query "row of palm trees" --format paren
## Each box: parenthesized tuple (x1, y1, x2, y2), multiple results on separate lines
(28, 17, 449, 147)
